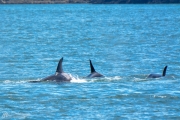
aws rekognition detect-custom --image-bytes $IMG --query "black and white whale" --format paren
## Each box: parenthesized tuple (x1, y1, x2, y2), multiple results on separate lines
(86, 60, 104, 78)
(41, 57, 72, 82)
(147, 66, 168, 78)
(30, 57, 72, 83)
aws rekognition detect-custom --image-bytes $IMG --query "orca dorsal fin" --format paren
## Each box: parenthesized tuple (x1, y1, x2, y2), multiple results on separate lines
(56, 57, 64, 73)
(162, 66, 168, 76)
(90, 60, 96, 73)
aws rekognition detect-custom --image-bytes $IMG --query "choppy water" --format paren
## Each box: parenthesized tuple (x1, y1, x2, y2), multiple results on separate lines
(0, 4, 180, 119)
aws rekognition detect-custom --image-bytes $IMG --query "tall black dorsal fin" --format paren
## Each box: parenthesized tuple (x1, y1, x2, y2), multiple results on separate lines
(90, 60, 96, 73)
(56, 57, 64, 73)
(162, 66, 168, 76)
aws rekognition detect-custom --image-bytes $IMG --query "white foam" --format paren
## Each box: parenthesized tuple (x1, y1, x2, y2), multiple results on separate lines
(69, 74, 87, 83)
(105, 76, 122, 81)
(4, 80, 12, 84)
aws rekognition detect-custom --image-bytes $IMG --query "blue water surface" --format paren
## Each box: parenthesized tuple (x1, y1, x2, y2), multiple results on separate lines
(0, 4, 180, 119)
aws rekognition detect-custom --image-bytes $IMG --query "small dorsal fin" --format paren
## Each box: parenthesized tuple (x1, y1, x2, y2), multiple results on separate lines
(56, 57, 64, 73)
(162, 66, 168, 76)
(90, 60, 96, 73)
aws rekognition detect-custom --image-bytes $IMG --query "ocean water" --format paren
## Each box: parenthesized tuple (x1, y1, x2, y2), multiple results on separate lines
(0, 4, 180, 119)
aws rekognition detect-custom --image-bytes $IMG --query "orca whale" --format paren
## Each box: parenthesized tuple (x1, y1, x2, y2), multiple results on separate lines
(30, 57, 72, 83)
(86, 60, 104, 78)
(147, 66, 168, 78)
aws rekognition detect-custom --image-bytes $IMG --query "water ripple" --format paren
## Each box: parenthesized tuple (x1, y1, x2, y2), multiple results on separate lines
(1, 4, 180, 119)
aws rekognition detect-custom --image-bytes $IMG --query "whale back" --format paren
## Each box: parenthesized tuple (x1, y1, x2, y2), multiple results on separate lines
(40, 57, 72, 82)
(87, 60, 103, 78)
(148, 65, 168, 78)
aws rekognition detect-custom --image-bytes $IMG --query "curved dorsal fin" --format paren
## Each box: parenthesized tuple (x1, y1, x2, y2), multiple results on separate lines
(162, 66, 168, 76)
(56, 57, 64, 73)
(90, 60, 96, 73)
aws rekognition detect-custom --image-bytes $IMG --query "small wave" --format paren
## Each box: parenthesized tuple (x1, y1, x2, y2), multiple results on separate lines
(69, 75, 122, 83)
(133, 77, 147, 82)
(70, 74, 87, 83)
(83, 76, 122, 83)
(0, 79, 40, 84)
(152, 94, 179, 99)
(0, 79, 40, 85)
(3, 80, 12, 84)
(1, 80, 26, 84)
(106, 76, 122, 81)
